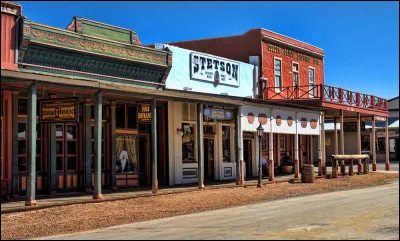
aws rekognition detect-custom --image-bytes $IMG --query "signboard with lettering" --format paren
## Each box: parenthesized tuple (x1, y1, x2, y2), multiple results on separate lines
(204, 107, 233, 120)
(343, 122, 366, 132)
(39, 98, 79, 123)
(376, 130, 399, 138)
(337, 116, 387, 123)
(137, 102, 152, 123)
(190, 52, 240, 87)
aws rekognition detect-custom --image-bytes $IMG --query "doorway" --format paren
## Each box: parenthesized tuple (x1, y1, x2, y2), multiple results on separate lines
(55, 123, 80, 192)
(203, 138, 215, 181)
(243, 139, 253, 177)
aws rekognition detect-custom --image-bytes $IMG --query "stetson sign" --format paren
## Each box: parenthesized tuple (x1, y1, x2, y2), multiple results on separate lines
(137, 102, 152, 123)
(39, 98, 79, 123)
(190, 52, 240, 87)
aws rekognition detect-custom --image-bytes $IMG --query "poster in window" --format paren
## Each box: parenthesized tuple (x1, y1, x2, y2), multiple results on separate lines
(182, 124, 195, 162)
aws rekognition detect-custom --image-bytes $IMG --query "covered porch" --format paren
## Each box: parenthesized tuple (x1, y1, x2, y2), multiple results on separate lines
(263, 84, 390, 173)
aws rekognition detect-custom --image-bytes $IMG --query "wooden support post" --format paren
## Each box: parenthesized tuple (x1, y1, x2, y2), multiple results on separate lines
(93, 91, 103, 200)
(363, 158, 369, 174)
(310, 136, 314, 166)
(11, 93, 19, 197)
(318, 114, 322, 176)
(197, 103, 204, 189)
(269, 116, 274, 181)
(3, 91, 13, 198)
(83, 98, 92, 193)
(372, 116, 377, 171)
(240, 160, 245, 186)
(110, 100, 117, 191)
(321, 112, 326, 175)
(357, 112, 363, 174)
(25, 84, 37, 206)
(349, 159, 354, 176)
(235, 107, 241, 185)
(340, 110, 345, 174)
(294, 113, 299, 179)
(151, 99, 159, 194)
(332, 158, 337, 178)
(334, 118, 338, 155)
(385, 120, 390, 170)
(47, 94, 58, 195)
(237, 107, 244, 186)
(277, 133, 281, 166)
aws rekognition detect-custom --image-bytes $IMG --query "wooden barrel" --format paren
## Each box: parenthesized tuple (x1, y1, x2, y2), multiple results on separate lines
(280, 165, 293, 174)
(301, 164, 315, 183)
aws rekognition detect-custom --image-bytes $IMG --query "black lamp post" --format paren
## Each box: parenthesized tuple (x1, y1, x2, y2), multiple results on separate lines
(257, 123, 264, 188)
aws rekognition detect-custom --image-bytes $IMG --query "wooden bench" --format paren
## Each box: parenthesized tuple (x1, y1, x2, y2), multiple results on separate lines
(330, 154, 370, 178)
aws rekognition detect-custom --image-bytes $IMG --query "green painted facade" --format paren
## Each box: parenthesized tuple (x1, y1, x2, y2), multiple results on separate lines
(18, 17, 172, 89)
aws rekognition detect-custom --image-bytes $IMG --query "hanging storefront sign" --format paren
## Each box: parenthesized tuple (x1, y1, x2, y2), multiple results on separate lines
(204, 107, 233, 120)
(339, 116, 387, 123)
(376, 130, 399, 138)
(39, 98, 79, 123)
(190, 52, 240, 87)
(137, 102, 152, 123)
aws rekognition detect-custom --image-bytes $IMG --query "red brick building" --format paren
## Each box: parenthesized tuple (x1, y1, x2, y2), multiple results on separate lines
(159, 27, 390, 173)
(164, 28, 324, 100)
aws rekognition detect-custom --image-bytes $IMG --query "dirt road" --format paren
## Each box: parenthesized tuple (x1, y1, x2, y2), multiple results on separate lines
(39, 178, 399, 240)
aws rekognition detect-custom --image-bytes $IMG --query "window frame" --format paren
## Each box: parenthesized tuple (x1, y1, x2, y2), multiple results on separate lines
(181, 122, 197, 163)
(292, 61, 299, 88)
(308, 66, 316, 97)
(273, 57, 283, 92)
(17, 97, 42, 173)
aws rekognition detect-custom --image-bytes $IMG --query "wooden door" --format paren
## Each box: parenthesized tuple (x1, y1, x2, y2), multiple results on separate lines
(243, 139, 252, 177)
(203, 138, 215, 181)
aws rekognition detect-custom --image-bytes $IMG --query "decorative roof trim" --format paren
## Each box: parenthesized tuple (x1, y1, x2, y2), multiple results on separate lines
(28, 40, 168, 68)
(19, 63, 165, 86)
(31, 22, 165, 53)
(81, 18, 134, 33)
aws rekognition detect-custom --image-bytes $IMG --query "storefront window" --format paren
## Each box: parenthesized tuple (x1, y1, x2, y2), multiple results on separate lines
(182, 123, 196, 163)
(361, 134, 370, 152)
(377, 138, 385, 154)
(279, 134, 285, 152)
(116, 135, 138, 173)
(116, 104, 125, 129)
(222, 126, 231, 162)
(17, 122, 42, 172)
(56, 124, 78, 171)
(127, 104, 137, 129)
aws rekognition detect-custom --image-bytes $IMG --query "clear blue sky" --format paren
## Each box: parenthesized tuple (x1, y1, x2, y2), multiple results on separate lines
(17, 1, 399, 99)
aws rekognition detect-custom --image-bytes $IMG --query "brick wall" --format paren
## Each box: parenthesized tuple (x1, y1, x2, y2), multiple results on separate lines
(261, 40, 324, 89)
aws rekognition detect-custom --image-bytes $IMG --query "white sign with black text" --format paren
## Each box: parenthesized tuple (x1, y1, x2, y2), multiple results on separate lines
(190, 52, 240, 87)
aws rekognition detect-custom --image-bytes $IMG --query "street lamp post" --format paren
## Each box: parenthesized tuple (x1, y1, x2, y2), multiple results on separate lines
(257, 123, 264, 188)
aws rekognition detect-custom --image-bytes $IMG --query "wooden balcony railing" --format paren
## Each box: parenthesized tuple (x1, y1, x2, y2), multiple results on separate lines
(264, 84, 388, 111)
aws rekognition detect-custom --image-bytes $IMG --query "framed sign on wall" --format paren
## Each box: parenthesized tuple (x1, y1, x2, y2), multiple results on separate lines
(39, 98, 79, 123)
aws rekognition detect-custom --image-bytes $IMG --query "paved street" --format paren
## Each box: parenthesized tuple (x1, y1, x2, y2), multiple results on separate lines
(39, 178, 399, 240)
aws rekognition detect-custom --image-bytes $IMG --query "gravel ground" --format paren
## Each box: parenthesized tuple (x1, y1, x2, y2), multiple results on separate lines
(1, 172, 398, 240)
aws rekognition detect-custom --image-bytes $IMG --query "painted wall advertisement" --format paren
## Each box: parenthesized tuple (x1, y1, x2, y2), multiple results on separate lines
(190, 52, 240, 87)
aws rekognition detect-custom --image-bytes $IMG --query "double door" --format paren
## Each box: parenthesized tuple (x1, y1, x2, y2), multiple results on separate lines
(55, 123, 80, 192)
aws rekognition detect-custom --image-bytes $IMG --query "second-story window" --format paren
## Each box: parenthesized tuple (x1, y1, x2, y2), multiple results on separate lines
(274, 58, 282, 91)
(292, 62, 299, 88)
(308, 67, 315, 97)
